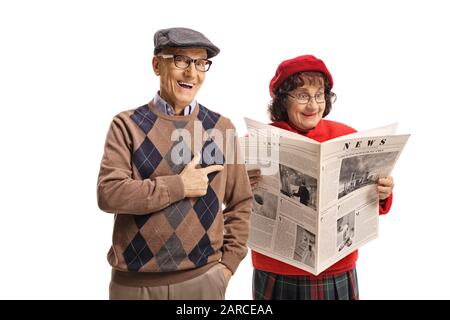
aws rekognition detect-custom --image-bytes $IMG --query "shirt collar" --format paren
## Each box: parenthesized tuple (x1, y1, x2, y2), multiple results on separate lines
(154, 92, 196, 116)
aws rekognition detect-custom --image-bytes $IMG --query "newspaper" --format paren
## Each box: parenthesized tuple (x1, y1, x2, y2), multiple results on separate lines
(240, 118, 410, 275)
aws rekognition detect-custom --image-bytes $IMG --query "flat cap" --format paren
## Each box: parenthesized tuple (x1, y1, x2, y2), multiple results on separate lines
(153, 27, 220, 58)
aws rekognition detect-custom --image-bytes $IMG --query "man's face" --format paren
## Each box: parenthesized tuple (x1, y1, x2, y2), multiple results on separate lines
(153, 48, 207, 113)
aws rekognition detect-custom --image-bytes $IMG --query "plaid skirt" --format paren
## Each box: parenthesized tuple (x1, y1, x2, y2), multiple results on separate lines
(253, 268, 359, 300)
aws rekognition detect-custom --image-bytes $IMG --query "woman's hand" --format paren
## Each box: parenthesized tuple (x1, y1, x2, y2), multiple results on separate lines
(247, 169, 262, 190)
(377, 176, 394, 201)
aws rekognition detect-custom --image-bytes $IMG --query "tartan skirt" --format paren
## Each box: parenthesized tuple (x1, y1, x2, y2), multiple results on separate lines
(252, 268, 359, 300)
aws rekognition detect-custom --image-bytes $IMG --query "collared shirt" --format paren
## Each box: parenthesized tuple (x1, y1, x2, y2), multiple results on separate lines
(154, 92, 196, 116)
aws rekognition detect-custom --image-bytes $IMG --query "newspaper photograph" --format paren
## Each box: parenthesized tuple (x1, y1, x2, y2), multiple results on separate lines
(240, 118, 410, 275)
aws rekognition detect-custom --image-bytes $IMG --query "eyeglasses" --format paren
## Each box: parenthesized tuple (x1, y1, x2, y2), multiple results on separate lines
(158, 54, 212, 72)
(287, 91, 336, 104)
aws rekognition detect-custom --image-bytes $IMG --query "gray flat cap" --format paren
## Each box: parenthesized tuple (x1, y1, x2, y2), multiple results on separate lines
(154, 27, 220, 58)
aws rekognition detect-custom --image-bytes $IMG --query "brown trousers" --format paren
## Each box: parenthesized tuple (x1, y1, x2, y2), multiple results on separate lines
(109, 264, 229, 300)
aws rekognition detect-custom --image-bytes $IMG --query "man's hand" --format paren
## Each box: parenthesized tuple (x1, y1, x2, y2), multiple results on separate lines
(220, 263, 232, 283)
(180, 152, 224, 197)
(247, 169, 262, 190)
(377, 176, 394, 201)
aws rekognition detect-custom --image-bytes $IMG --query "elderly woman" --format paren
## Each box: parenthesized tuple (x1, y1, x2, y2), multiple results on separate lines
(248, 55, 394, 300)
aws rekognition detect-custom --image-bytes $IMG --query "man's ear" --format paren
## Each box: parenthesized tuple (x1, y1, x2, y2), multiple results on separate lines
(152, 56, 160, 76)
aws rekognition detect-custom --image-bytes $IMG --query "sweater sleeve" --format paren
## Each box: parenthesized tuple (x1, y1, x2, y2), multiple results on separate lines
(379, 193, 393, 215)
(97, 116, 185, 215)
(220, 123, 253, 274)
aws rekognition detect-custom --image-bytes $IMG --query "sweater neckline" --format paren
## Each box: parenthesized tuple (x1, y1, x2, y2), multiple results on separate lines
(147, 100, 200, 121)
(287, 119, 323, 135)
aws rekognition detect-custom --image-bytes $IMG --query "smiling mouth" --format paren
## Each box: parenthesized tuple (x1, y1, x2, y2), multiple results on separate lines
(177, 81, 194, 89)
(302, 113, 317, 117)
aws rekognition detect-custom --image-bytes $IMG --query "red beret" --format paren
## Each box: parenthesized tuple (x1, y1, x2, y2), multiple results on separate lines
(269, 55, 333, 97)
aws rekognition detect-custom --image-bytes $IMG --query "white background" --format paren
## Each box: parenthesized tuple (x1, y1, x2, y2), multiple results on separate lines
(1, 0, 449, 299)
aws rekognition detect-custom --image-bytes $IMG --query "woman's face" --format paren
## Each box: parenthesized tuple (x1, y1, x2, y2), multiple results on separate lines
(286, 75, 325, 130)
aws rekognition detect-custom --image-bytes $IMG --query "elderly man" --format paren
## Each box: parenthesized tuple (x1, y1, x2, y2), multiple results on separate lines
(97, 27, 253, 300)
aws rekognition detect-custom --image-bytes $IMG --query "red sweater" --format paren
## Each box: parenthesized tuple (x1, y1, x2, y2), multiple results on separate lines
(251, 119, 393, 277)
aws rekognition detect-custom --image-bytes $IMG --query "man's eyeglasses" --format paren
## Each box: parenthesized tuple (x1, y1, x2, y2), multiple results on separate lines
(158, 54, 212, 72)
(287, 91, 336, 104)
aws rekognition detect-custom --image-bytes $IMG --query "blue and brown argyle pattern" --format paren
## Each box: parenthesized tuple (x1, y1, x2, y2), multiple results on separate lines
(114, 103, 230, 273)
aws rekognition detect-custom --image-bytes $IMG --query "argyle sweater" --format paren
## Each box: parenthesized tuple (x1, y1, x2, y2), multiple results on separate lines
(252, 119, 393, 277)
(97, 102, 253, 286)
